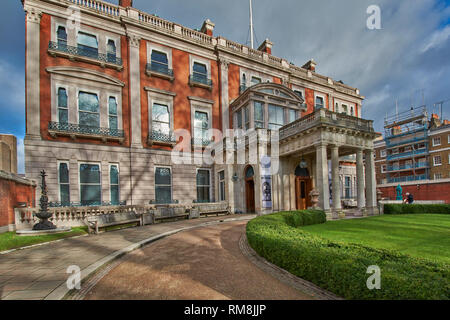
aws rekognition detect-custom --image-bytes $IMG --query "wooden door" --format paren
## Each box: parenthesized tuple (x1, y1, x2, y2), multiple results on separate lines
(246, 179, 255, 213)
(296, 177, 311, 210)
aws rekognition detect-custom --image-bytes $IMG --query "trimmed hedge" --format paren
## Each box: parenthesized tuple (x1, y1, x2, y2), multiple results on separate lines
(284, 209, 326, 228)
(384, 204, 450, 215)
(246, 212, 449, 300)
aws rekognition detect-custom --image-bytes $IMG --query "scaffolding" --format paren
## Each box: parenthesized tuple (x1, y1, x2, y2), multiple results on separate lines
(384, 106, 430, 183)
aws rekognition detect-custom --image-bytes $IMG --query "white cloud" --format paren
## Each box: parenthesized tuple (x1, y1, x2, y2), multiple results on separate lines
(422, 25, 450, 52)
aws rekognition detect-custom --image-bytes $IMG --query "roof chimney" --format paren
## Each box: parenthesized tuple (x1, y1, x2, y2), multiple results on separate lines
(201, 19, 215, 36)
(302, 59, 317, 72)
(119, 0, 133, 7)
(257, 39, 273, 54)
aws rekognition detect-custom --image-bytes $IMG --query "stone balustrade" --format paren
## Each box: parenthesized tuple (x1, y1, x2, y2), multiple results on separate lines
(14, 204, 156, 230)
(49, 0, 360, 95)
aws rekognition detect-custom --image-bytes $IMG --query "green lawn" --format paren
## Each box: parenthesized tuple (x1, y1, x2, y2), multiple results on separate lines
(302, 214, 450, 264)
(0, 227, 89, 252)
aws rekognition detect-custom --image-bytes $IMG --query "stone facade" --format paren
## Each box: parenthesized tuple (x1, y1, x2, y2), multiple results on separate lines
(21, 0, 378, 216)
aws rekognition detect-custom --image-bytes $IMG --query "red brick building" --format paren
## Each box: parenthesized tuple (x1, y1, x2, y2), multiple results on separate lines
(21, 0, 379, 216)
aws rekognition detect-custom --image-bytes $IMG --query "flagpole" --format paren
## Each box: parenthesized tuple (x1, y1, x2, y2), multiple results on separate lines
(249, 0, 254, 49)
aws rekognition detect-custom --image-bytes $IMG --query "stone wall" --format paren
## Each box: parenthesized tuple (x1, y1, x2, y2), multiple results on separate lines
(0, 171, 36, 233)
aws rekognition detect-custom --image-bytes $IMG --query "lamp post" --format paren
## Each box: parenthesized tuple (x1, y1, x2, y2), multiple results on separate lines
(33, 170, 57, 230)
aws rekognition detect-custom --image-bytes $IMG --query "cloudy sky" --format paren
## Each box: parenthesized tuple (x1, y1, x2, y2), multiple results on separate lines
(2, 0, 450, 173)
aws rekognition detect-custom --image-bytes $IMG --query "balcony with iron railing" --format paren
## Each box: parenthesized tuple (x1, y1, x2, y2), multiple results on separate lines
(189, 74, 213, 90)
(279, 108, 375, 141)
(48, 41, 123, 70)
(148, 130, 177, 146)
(48, 122, 125, 143)
(145, 63, 174, 81)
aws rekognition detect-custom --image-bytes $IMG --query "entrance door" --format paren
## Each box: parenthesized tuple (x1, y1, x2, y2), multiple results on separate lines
(246, 179, 255, 213)
(295, 177, 312, 210)
(245, 166, 256, 213)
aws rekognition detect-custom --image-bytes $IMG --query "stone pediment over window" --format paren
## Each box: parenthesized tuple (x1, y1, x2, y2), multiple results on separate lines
(233, 83, 305, 107)
(46, 66, 125, 87)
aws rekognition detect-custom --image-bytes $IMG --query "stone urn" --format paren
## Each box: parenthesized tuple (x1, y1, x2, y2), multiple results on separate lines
(309, 189, 320, 209)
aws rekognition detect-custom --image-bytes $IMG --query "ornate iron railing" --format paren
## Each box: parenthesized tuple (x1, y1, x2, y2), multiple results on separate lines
(189, 74, 213, 87)
(48, 201, 126, 208)
(149, 130, 176, 143)
(191, 137, 212, 146)
(48, 41, 123, 66)
(146, 63, 174, 77)
(49, 122, 124, 138)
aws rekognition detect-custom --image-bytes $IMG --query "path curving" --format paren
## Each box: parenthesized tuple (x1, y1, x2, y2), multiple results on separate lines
(83, 221, 316, 300)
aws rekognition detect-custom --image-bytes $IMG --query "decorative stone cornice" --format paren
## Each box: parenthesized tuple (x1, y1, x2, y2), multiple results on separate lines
(25, 7, 42, 24)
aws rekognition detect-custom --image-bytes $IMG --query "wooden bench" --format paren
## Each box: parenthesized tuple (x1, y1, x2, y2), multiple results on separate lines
(151, 206, 189, 222)
(87, 211, 142, 234)
(191, 202, 231, 217)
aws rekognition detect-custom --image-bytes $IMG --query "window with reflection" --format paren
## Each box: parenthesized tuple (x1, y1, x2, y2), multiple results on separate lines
(194, 111, 209, 144)
(268, 104, 285, 130)
(57, 26, 67, 47)
(315, 96, 324, 109)
(254, 101, 264, 129)
(193, 62, 208, 84)
(109, 97, 118, 130)
(152, 103, 170, 135)
(196, 169, 211, 203)
(79, 92, 99, 127)
(110, 165, 119, 205)
(58, 162, 70, 205)
(77, 32, 98, 57)
(80, 164, 101, 206)
(58, 88, 68, 124)
(155, 167, 172, 203)
(107, 39, 116, 63)
(288, 109, 298, 123)
(151, 50, 169, 74)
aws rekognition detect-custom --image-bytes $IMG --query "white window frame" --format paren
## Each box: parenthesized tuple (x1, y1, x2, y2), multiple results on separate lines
(433, 137, 441, 147)
(189, 56, 211, 81)
(196, 168, 212, 203)
(380, 149, 387, 158)
(78, 162, 102, 205)
(107, 94, 119, 130)
(433, 155, 442, 166)
(105, 36, 121, 58)
(76, 88, 101, 127)
(147, 42, 172, 70)
(57, 160, 70, 203)
(154, 165, 173, 203)
(381, 165, 387, 173)
(314, 93, 325, 109)
(146, 89, 176, 136)
(76, 30, 99, 49)
(55, 84, 70, 123)
(190, 99, 213, 146)
(109, 163, 120, 204)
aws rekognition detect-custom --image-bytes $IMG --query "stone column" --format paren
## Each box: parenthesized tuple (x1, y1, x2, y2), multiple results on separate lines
(25, 8, 42, 141)
(356, 149, 366, 213)
(365, 149, 377, 214)
(315, 143, 330, 212)
(128, 34, 142, 148)
(331, 145, 341, 216)
(219, 58, 230, 131)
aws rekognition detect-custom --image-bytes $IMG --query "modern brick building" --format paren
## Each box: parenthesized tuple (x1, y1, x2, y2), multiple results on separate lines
(21, 0, 379, 217)
(374, 109, 450, 203)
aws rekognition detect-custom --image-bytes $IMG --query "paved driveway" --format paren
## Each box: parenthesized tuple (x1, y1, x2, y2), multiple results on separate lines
(84, 221, 312, 300)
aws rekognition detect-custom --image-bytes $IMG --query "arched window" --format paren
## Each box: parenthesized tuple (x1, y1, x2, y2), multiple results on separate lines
(107, 39, 116, 63)
(245, 166, 255, 179)
(108, 97, 118, 130)
(57, 26, 67, 47)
